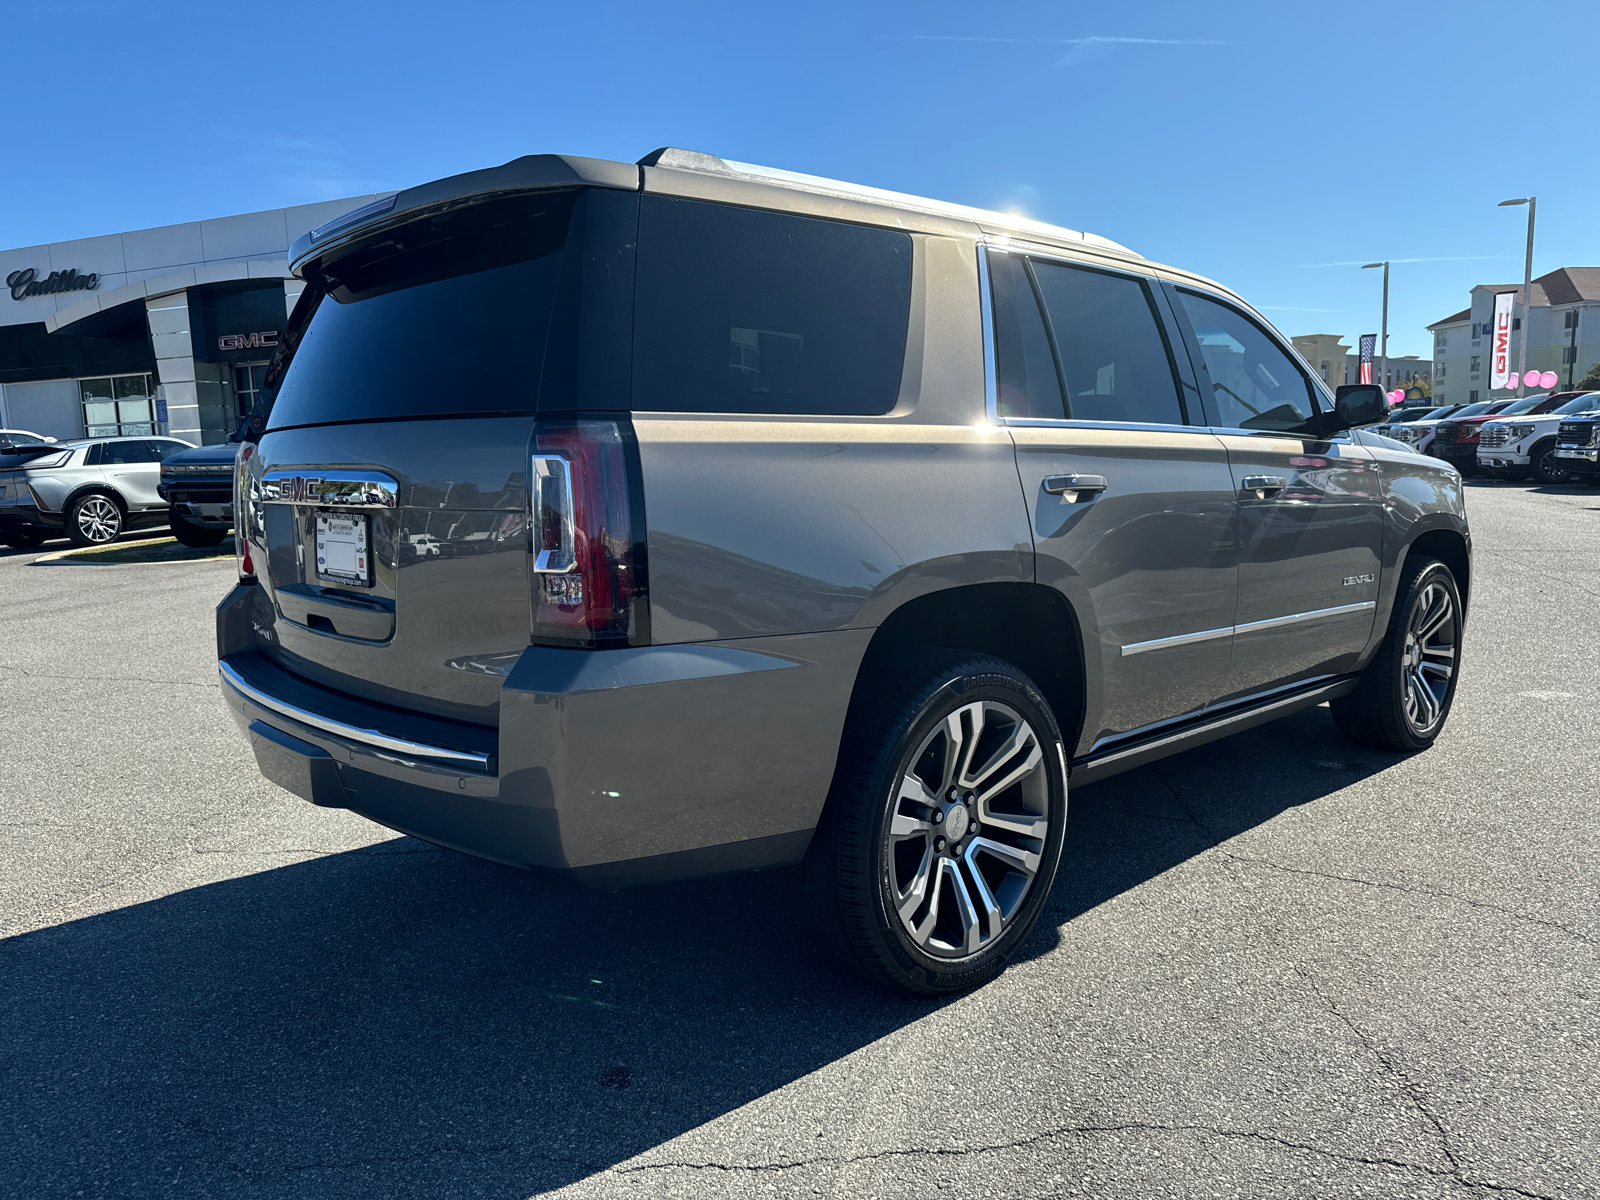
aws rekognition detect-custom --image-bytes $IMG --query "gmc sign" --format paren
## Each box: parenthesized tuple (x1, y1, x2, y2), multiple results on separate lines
(218, 331, 279, 351)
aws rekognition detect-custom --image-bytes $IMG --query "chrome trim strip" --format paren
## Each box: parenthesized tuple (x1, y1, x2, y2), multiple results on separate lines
(1121, 601, 1376, 657)
(1003, 416, 1209, 435)
(219, 661, 491, 769)
(977, 242, 998, 425)
(260, 470, 399, 508)
(1234, 601, 1375, 635)
(1120, 624, 1234, 657)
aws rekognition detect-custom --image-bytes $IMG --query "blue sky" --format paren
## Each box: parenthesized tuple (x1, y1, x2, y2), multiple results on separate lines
(10, 0, 1598, 357)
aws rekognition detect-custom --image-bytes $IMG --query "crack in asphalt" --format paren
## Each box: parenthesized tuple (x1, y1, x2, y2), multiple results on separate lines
(1296, 964, 1460, 1173)
(1226, 853, 1595, 946)
(1141, 764, 1592, 946)
(1494, 552, 1600, 603)
(0, 662, 212, 688)
(610, 1120, 1562, 1198)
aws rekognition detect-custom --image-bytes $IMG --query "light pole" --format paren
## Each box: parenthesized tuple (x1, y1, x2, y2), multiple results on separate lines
(1363, 261, 1389, 393)
(1498, 196, 1536, 396)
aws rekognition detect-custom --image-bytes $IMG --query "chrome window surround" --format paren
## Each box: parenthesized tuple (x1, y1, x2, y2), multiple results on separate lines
(977, 241, 1209, 437)
(1120, 601, 1376, 657)
(980, 240, 1341, 439)
(219, 660, 491, 770)
(260, 470, 399, 508)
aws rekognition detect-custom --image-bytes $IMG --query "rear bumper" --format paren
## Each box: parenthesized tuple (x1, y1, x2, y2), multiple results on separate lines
(216, 584, 866, 888)
(0, 504, 64, 533)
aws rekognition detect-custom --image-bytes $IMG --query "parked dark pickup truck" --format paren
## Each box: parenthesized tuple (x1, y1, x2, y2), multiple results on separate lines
(157, 440, 238, 546)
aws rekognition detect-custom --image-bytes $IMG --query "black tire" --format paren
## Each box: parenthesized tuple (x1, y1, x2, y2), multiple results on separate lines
(169, 511, 227, 547)
(65, 492, 124, 547)
(1332, 557, 1462, 752)
(802, 650, 1068, 996)
(1529, 439, 1575, 485)
(2, 529, 47, 549)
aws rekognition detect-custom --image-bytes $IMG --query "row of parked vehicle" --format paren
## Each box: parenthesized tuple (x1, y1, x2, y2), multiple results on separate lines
(1375, 390, 1600, 484)
(0, 427, 237, 549)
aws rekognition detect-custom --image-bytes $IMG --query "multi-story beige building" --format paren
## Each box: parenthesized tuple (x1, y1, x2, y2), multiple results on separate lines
(1428, 268, 1600, 407)
(1291, 335, 1431, 394)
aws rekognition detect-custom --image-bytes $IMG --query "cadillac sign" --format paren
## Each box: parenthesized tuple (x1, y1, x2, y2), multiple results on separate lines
(7, 267, 100, 301)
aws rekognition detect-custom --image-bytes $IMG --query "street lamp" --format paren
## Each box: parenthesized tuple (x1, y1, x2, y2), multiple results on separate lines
(1498, 197, 1536, 396)
(1362, 261, 1389, 393)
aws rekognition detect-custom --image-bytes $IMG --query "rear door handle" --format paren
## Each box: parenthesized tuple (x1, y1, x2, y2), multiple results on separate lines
(1241, 475, 1287, 498)
(1042, 474, 1108, 499)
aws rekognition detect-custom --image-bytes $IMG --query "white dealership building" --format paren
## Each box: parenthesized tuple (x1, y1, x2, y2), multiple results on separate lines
(1, 193, 390, 446)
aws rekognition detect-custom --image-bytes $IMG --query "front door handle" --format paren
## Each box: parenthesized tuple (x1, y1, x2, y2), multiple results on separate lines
(1241, 475, 1287, 498)
(1043, 474, 1108, 500)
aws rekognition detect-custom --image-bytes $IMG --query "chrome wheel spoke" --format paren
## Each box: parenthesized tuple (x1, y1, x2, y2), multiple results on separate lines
(961, 853, 1005, 943)
(976, 803, 1049, 841)
(896, 843, 937, 932)
(970, 835, 1041, 879)
(890, 774, 937, 841)
(942, 859, 982, 955)
(961, 716, 1034, 793)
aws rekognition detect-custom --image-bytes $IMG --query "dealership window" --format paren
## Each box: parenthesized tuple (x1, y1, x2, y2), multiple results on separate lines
(81, 373, 155, 437)
(1469, 356, 1480, 374)
(232, 361, 271, 420)
(1469, 389, 1479, 402)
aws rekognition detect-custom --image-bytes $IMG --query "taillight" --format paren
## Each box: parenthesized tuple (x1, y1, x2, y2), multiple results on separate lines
(235, 444, 256, 583)
(529, 416, 649, 648)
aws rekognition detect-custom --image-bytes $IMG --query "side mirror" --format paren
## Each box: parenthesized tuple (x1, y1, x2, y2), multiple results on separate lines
(1321, 384, 1387, 436)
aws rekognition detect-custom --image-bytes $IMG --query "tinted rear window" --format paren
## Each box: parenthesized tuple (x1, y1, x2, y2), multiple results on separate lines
(266, 191, 580, 430)
(631, 197, 912, 416)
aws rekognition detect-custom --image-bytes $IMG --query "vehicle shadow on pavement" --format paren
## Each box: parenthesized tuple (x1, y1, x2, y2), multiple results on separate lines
(1, 708, 1393, 1197)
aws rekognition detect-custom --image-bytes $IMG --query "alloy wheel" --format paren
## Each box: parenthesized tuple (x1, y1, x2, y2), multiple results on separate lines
(1534, 446, 1573, 485)
(884, 700, 1050, 959)
(1401, 581, 1456, 735)
(76, 496, 122, 544)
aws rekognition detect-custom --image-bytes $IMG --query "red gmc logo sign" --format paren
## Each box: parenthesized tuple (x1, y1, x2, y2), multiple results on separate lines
(218, 331, 279, 351)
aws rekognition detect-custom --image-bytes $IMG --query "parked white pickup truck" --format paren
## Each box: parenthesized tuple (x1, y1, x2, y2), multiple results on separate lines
(1477, 391, 1600, 483)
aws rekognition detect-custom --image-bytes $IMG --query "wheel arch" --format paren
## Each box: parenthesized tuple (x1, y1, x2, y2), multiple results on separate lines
(63, 483, 129, 515)
(845, 582, 1089, 758)
(1406, 526, 1471, 612)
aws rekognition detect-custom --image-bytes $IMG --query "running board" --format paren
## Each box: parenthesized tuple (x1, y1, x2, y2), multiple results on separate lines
(1069, 677, 1359, 787)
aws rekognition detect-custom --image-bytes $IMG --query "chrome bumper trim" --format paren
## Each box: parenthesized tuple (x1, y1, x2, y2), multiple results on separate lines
(218, 660, 491, 769)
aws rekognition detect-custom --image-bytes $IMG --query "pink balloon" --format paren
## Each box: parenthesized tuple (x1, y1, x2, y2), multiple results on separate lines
(1506, 373, 1520, 389)
(1539, 371, 1559, 388)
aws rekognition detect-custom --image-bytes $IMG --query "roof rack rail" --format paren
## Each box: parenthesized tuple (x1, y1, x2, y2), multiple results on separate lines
(635, 146, 1140, 259)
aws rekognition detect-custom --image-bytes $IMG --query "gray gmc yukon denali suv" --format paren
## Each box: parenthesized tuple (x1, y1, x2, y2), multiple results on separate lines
(218, 148, 1471, 994)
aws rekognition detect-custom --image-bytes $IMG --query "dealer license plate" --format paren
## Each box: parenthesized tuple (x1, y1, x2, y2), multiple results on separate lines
(314, 512, 371, 587)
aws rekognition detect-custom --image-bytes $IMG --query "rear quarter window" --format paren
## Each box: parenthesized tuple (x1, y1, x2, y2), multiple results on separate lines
(631, 197, 912, 416)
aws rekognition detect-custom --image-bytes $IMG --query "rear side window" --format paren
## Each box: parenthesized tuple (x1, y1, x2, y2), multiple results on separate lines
(989, 254, 1066, 420)
(266, 191, 581, 430)
(632, 198, 912, 415)
(1030, 262, 1186, 426)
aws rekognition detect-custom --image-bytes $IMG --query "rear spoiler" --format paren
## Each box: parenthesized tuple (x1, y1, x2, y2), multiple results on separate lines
(288, 154, 639, 277)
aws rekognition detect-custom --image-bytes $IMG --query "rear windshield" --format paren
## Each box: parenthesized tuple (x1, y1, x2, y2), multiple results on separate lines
(1556, 393, 1600, 413)
(1451, 402, 1492, 418)
(631, 197, 912, 416)
(265, 191, 580, 430)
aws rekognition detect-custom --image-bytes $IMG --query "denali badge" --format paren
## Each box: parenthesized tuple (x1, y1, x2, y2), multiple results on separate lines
(1343, 573, 1375, 586)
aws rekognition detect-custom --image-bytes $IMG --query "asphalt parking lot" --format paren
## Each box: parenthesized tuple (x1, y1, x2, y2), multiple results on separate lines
(2, 480, 1597, 1200)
